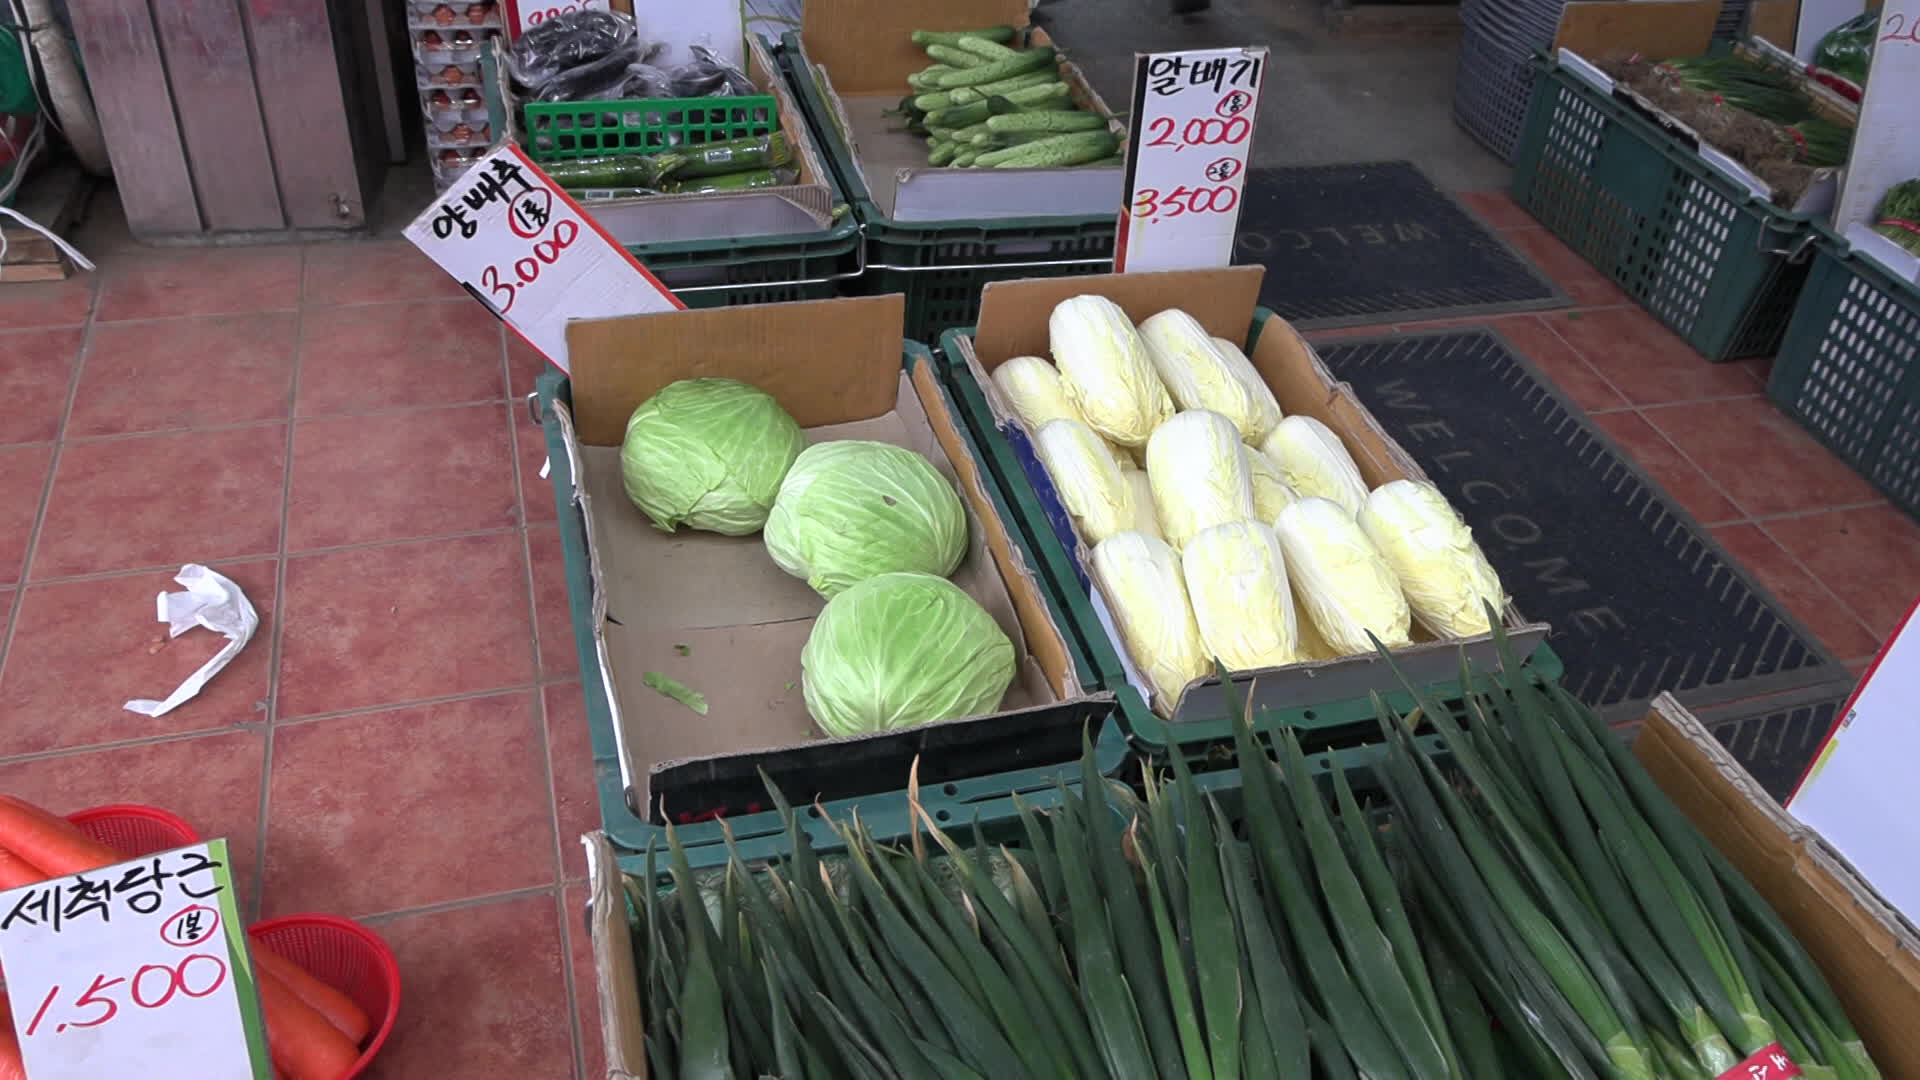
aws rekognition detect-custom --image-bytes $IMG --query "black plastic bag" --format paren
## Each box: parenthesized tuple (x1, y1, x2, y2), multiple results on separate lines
(665, 45, 756, 97)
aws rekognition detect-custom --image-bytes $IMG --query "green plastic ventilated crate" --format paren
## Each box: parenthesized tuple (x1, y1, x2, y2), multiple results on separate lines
(1769, 227, 1920, 521)
(774, 32, 1116, 342)
(521, 94, 779, 161)
(484, 43, 861, 309)
(1510, 56, 1815, 362)
(938, 310, 1562, 762)
(534, 348, 1134, 871)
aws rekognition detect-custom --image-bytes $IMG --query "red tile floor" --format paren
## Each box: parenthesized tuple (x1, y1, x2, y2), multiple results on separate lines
(0, 186, 1914, 1078)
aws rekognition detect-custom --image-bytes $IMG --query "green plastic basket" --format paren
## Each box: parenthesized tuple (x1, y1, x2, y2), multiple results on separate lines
(484, 46, 861, 308)
(774, 32, 1116, 342)
(1769, 228, 1920, 521)
(1510, 56, 1815, 362)
(938, 312, 1563, 761)
(521, 94, 779, 161)
(535, 349, 1134, 871)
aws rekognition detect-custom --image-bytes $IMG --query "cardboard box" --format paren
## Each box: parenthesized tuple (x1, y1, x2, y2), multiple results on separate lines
(946, 266, 1550, 724)
(785, 0, 1127, 222)
(1634, 693, 1920, 1079)
(552, 293, 1086, 824)
(490, 33, 842, 245)
(584, 691, 1920, 1079)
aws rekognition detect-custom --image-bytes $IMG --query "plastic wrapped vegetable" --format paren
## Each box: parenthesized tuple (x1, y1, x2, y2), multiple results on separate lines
(1049, 295, 1174, 447)
(1139, 309, 1282, 444)
(1358, 480, 1506, 637)
(1813, 9, 1878, 85)
(1872, 179, 1920, 256)
(1033, 418, 1134, 546)
(1090, 531, 1208, 713)
(1145, 410, 1254, 550)
(508, 9, 640, 95)
(1182, 521, 1300, 671)
(1260, 414, 1369, 516)
(671, 132, 793, 178)
(667, 44, 756, 96)
(1273, 496, 1411, 656)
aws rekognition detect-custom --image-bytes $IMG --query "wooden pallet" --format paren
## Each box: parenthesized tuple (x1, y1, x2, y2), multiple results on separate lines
(1, 160, 95, 283)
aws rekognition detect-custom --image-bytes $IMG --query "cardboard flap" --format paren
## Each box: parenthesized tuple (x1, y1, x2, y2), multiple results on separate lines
(584, 833, 646, 1077)
(971, 267, 1267, 370)
(1638, 694, 1920, 1078)
(802, 0, 1032, 94)
(565, 294, 907, 445)
(1554, 0, 1721, 57)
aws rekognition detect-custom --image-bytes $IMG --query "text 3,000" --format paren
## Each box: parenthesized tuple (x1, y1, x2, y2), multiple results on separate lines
(1132, 184, 1240, 222)
(23, 953, 230, 1038)
(478, 217, 580, 314)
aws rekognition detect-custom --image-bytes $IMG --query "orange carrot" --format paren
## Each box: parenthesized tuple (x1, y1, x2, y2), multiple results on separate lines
(0, 797, 123, 876)
(0, 847, 43, 890)
(0, 993, 26, 1080)
(257, 968, 360, 1080)
(253, 944, 370, 1044)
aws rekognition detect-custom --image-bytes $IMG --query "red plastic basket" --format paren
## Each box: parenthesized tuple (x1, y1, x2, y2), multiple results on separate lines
(66, 804, 201, 858)
(249, 914, 402, 1079)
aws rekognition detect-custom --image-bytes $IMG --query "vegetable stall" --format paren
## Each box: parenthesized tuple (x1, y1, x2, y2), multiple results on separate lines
(397, 2, 1920, 1078)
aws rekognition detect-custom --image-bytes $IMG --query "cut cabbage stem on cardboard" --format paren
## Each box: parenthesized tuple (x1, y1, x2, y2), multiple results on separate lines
(642, 672, 709, 715)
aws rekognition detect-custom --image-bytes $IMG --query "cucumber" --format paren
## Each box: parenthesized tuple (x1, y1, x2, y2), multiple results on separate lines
(929, 141, 959, 166)
(996, 81, 1071, 107)
(946, 71, 1055, 106)
(930, 47, 1055, 88)
(977, 130, 1118, 168)
(950, 120, 994, 143)
(912, 90, 958, 111)
(662, 169, 784, 194)
(926, 100, 991, 127)
(924, 44, 986, 68)
(907, 67, 954, 90)
(986, 110, 1107, 135)
(542, 153, 678, 189)
(954, 35, 1019, 62)
(671, 132, 793, 179)
(953, 149, 980, 167)
(910, 26, 1016, 46)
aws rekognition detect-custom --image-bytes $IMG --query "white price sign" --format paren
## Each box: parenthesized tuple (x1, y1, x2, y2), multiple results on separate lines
(505, 0, 610, 38)
(0, 839, 271, 1079)
(1116, 46, 1267, 273)
(1789, 596, 1920, 922)
(406, 144, 682, 373)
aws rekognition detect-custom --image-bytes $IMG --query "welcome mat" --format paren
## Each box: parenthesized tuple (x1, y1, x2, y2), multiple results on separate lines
(1233, 161, 1566, 327)
(1692, 684, 1854, 804)
(1315, 329, 1846, 722)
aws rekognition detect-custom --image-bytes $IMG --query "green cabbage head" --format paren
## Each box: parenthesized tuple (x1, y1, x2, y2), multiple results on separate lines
(619, 378, 806, 536)
(803, 572, 1016, 737)
(763, 440, 968, 597)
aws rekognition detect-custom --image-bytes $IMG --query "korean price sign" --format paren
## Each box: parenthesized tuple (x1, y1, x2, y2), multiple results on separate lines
(1116, 46, 1267, 273)
(1716, 1043, 1802, 1080)
(405, 144, 681, 373)
(0, 839, 271, 1079)
(505, 0, 609, 38)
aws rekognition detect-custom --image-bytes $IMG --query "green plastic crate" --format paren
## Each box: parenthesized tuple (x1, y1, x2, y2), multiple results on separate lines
(521, 94, 779, 161)
(774, 32, 1116, 342)
(483, 46, 861, 308)
(1510, 56, 1815, 362)
(1769, 227, 1920, 521)
(534, 349, 1134, 871)
(938, 312, 1563, 761)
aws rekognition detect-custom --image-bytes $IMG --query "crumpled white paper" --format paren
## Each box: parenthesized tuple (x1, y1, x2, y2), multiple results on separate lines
(123, 564, 259, 718)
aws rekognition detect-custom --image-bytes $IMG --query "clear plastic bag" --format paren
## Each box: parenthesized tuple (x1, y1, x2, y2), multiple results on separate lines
(508, 9, 655, 98)
(1813, 10, 1878, 85)
(665, 45, 756, 97)
(580, 62, 677, 101)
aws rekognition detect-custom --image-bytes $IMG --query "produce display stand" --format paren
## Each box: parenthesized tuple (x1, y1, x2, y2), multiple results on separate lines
(482, 35, 863, 309)
(533, 293, 1130, 871)
(583, 691, 1920, 1075)
(772, 0, 1125, 342)
(936, 266, 1560, 759)
(1510, 49, 1830, 362)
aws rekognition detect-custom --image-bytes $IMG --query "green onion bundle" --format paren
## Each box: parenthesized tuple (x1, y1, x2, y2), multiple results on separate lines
(627, 634, 1881, 1079)
(1872, 179, 1920, 255)
(1660, 55, 1808, 124)
(1784, 117, 1855, 168)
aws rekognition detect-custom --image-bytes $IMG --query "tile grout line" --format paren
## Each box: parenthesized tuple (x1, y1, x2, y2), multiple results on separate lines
(502, 324, 590, 1078)
(0, 722, 269, 768)
(355, 882, 560, 926)
(1630, 403, 1886, 653)
(0, 278, 101, 688)
(254, 249, 311, 919)
(51, 396, 514, 446)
